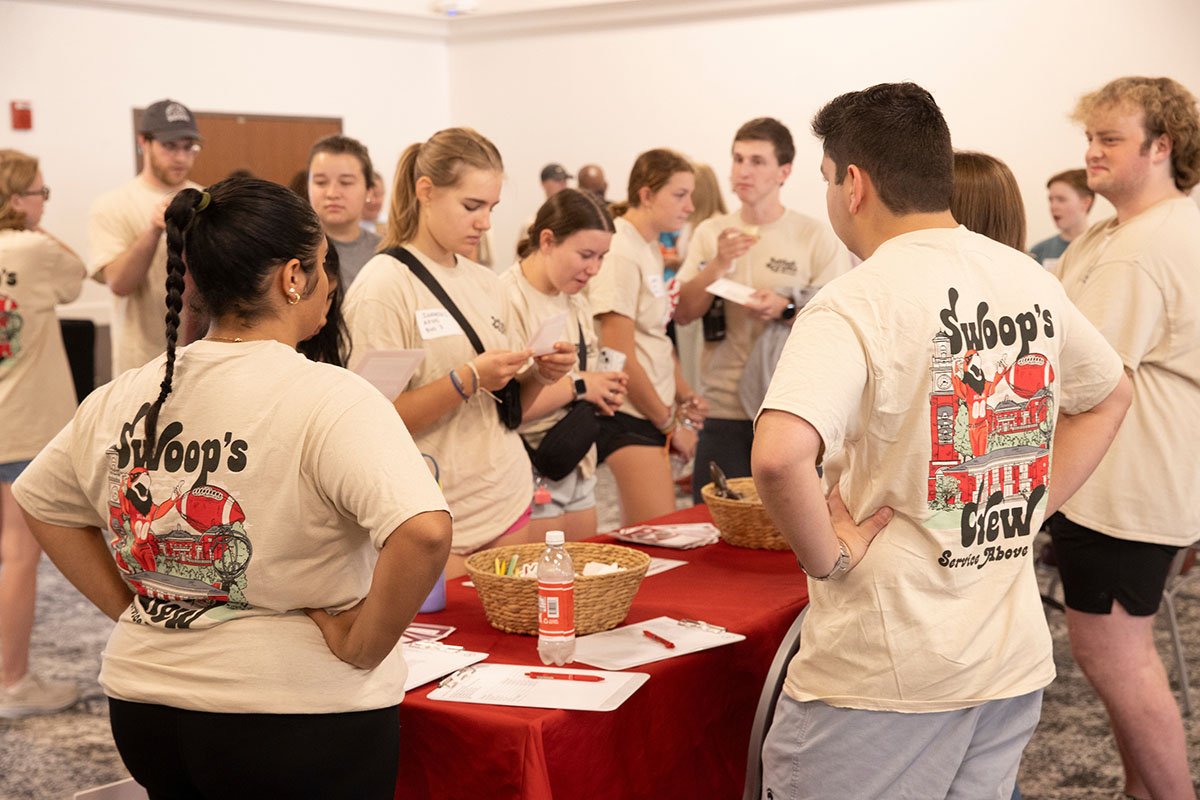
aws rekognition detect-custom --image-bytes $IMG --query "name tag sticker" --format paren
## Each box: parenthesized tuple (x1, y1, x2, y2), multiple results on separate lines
(417, 309, 463, 340)
(646, 274, 666, 298)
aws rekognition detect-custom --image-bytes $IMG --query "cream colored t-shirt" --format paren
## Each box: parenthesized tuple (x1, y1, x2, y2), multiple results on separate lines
(0, 229, 86, 463)
(500, 261, 597, 478)
(587, 217, 673, 419)
(759, 226, 1123, 712)
(344, 247, 532, 553)
(12, 340, 449, 713)
(1055, 197, 1200, 546)
(88, 177, 201, 375)
(679, 209, 846, 419)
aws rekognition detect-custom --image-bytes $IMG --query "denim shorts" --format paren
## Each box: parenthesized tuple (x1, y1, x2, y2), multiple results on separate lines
(0, 459, 32, 484)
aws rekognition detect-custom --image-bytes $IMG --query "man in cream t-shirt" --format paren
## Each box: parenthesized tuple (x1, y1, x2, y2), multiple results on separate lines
(676, 117, 846, 502)
(89, 98, 203, 375)
(1048, 76, 1200, 800)
(751, 82, 1131, 799)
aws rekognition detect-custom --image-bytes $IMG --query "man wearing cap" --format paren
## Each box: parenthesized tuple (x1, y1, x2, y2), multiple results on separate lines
(540, 163, 571, 198)
(88, 98, 203, 374)
(516, 163, 574, 253)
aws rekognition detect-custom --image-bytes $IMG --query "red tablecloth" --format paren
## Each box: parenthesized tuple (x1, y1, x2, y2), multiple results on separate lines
(395, 506, 808, 800)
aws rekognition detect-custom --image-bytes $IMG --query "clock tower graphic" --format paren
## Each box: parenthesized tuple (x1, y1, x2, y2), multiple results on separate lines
(928, 331, 959, 503)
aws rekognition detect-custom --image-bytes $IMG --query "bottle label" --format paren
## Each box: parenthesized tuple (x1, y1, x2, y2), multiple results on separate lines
(537, 579, 575, 639)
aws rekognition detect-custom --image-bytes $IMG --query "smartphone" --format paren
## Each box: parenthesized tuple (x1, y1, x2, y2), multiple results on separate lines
(597, 347, 627, 373)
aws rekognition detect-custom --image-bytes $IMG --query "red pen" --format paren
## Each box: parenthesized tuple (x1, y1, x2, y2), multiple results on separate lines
(525, 671, 605, 682)
(643, 630, 676, 649)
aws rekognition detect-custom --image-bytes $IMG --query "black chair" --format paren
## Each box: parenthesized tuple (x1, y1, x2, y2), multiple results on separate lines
(58, 318, 95, 402)
(743, 604, 809, 800)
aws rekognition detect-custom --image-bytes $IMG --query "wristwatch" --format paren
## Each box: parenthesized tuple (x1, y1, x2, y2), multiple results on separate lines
(573, 377, 587, 399)
(806, 538, 851, 581)
(780, 302, 797, 321)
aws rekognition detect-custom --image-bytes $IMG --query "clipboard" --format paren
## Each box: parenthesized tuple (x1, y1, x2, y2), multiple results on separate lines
(427, 664, 648, 711)
(402, 642, 488, 691)
(574, 616, 745, 671)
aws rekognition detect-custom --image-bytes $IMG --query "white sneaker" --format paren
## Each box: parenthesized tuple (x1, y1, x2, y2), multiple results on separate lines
(0, 673, 78, 718)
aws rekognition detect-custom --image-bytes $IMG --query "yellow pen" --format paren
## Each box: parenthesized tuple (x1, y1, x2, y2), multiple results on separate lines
(494, 557, 501, 575)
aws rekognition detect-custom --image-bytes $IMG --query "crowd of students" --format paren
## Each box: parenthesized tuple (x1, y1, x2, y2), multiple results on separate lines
(0, 74, 1197, 799)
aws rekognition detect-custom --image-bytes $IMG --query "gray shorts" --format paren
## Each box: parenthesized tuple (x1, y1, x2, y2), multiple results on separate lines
(530, 468, 597, 520)
(761, 689, 1042, 800)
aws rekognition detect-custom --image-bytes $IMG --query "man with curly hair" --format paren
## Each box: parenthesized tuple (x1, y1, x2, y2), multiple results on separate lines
(1051, 76, 1200, 800)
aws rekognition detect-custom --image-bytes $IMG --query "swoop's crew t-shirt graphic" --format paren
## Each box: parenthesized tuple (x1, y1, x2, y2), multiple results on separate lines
(104, 402, 253, 625)
(928, 287, 1059, 568)
(759, 226, 1123, 712)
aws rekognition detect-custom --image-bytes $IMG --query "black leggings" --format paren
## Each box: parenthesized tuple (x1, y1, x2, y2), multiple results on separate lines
(108, 698, 400, 800)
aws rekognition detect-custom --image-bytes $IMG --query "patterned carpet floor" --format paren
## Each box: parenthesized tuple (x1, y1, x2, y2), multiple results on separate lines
(1, 466, 1196, 799)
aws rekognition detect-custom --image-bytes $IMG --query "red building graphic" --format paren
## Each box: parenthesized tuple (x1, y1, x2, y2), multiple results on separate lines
(928, 332, 1054, 507)
(940, 445, 1050, 507)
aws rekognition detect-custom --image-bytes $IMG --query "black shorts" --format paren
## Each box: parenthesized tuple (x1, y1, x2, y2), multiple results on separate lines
(596, 411, 667, 463)
(1047, 513, 1180, 616)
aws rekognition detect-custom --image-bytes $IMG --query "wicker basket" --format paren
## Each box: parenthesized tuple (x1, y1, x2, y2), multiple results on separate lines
(465, 542, 650, 636)
(701, 477, 790, 550)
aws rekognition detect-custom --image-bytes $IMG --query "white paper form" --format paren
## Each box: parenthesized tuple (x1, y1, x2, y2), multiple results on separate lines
(352, 349, 425, 402)
(574, 616, 745, 671)
(705, 277, 757, 306)
(402, 644, 488, 691)
(427, 664, 648, 711)
(610, 523, 719, 549)
(645, 557, 687, 577)
(526, 311, 570, 356)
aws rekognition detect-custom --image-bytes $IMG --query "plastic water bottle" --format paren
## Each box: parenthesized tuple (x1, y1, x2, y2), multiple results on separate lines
(537, 530, 575, 665)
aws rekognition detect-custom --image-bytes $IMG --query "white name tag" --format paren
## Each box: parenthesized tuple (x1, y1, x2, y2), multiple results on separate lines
(416, 309, 463, 340)
(646, 273, 666, 298)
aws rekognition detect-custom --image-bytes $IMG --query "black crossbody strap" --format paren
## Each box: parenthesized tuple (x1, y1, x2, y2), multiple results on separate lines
(384, 246, 486, 355)
(577, 322, 586, 371)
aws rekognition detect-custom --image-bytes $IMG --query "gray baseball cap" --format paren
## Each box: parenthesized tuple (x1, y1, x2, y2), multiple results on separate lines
(540, 163, 571, 182)
(140, 99, 201, 141)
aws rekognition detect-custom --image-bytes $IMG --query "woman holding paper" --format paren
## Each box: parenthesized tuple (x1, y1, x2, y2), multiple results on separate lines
(503, 189, 628, 541)
(590, 149, 709, 525)
(12, 178, 453, 798)
(344, 128, 575, 576)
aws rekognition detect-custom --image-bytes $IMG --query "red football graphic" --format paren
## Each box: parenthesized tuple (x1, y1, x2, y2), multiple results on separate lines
(177, 485, 245, 532)
(1008, 353, 1055, 399)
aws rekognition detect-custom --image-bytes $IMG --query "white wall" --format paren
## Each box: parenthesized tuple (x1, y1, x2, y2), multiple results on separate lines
(0, 0, 451, 320)
(449, 0, 1200, 263)
(4, 0, 1199, 320)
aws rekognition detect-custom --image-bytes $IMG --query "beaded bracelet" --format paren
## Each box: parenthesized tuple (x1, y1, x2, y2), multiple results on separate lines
(448, 369, 470, 401)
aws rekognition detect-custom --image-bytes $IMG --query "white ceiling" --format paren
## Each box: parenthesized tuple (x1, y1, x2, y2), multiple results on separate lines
(288, 0, 638, 18)
(43, 0, 871, 39)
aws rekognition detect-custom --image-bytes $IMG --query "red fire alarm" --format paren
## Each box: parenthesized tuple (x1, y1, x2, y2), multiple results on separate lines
(11, 101, 32, 130)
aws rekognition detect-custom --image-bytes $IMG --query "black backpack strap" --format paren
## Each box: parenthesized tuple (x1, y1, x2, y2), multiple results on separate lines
(384, 246, 486, 355)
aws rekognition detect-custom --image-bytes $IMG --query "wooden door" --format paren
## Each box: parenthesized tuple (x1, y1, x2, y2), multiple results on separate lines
(131, 109, 341, 188)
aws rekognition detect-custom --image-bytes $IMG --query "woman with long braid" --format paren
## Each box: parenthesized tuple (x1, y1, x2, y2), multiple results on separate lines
(12, 178, 451, 798)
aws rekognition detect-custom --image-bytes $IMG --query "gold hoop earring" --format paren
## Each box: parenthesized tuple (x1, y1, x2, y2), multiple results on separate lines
(287, 290, 300, 306)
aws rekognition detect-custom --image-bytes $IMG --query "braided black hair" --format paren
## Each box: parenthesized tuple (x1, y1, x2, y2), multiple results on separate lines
(142, 178, 324, 454)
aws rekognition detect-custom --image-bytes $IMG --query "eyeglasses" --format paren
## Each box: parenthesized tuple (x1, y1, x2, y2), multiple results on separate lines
(19, 187, 49, 200)
(157, 141, 202, 155)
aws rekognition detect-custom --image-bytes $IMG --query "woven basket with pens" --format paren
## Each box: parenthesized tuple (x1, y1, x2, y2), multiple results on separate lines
(701, 477, 790, 550)
(465, 542, 650, 636)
